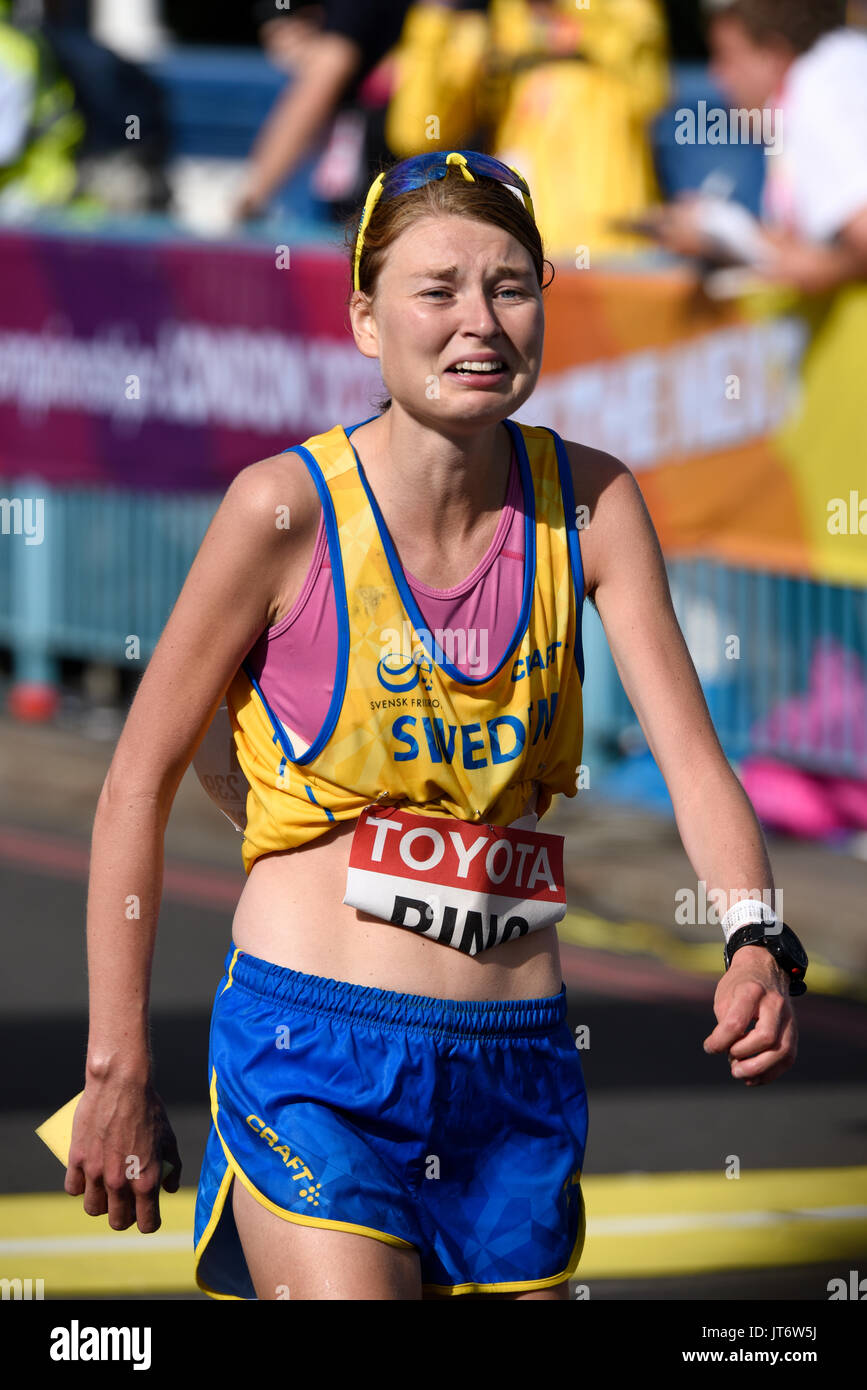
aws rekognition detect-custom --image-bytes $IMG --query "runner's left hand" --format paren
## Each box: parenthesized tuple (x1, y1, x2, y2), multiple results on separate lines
(703, 945, 798, 1085)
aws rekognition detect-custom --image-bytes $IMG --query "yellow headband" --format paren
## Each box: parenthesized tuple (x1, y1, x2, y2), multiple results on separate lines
(352, 151, 536, 292)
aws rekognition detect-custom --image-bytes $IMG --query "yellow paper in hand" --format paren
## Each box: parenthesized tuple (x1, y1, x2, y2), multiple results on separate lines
(36, 1091, 175, 1180)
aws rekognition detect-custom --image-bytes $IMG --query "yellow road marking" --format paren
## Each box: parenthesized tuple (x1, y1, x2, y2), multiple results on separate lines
(580, 1166, 867, 1278)
(0, 1190, 198, 1294)
(2, 1167, 865, 1294)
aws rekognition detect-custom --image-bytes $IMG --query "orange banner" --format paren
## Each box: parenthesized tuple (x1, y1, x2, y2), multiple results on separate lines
(527, 270, 867, 585)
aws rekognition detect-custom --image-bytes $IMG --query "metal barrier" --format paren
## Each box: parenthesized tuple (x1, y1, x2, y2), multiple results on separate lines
(582, 560, 867, 778)
(0, 479, 218, 682)
(2, 482, 866, 778)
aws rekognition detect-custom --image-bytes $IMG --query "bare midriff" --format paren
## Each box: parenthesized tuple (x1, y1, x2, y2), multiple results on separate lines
(230, 790, 563, 1002)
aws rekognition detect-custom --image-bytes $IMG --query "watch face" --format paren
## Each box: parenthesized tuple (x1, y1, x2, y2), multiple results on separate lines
(767, 926, 808, 976)
(779, 926, 808, 972)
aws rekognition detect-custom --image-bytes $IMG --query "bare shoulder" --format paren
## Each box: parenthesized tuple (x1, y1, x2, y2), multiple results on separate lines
(101, 448, 324, 803)
(562, 440, 654, 602)
(222, 448, 323, 628)
(562, 438, 629, 484)
(225, 448, 320, 533)
(562, 438, 636, 506)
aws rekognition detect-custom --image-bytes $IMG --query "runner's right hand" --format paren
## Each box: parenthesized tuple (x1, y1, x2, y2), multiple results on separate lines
(64, 1076, 182, 1233)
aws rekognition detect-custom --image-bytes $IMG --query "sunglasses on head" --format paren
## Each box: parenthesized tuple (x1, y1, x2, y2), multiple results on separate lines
(353, 150, 536, 291)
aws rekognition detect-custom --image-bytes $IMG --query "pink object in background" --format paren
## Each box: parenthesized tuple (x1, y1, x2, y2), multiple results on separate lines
(740, 641, 867, 839)
(740, 758, 851, 838)
(754, 640, 867, 769)
(310, 108, 368, 201)
(825, 775, 867, 826)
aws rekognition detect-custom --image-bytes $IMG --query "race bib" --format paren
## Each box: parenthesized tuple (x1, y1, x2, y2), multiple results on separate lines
(344, 807, 566, 956)
(191, 703, 247, 833)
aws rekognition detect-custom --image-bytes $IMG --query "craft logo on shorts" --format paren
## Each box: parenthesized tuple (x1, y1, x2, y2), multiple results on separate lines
(344, 807, 567, 955)
(246, 1115, 321, 1204)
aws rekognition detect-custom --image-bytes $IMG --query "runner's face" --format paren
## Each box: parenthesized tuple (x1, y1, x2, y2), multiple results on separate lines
(365, 214, 544, 421)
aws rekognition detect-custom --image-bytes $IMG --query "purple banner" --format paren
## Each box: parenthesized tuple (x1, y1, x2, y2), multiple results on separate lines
(0, 229, 384, 491)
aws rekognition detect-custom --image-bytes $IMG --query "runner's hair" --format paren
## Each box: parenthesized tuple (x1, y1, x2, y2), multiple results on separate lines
(342, 158, 554, 415)
(702, 0, 847, 54)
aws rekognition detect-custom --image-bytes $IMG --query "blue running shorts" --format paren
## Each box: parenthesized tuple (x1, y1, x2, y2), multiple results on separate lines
(194, 945, 589, 1297)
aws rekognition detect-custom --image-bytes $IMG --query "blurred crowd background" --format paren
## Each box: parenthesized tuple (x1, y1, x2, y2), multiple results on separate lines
(0, 0, 865, 264)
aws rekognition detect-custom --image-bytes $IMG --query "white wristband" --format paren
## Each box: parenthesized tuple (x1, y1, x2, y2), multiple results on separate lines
(720, 899, 779, 944)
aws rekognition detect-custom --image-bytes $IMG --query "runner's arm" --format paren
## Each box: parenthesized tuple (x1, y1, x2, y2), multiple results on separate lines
(569, 444, 800, 1084)
(570, 443, 774, 908)
(73, 452, 319, 1229)
(570, 444, 796, 1085)
(235, 33, 361, 218)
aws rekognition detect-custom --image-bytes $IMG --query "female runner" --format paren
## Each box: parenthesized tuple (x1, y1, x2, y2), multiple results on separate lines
(66, 150, 802, 1301)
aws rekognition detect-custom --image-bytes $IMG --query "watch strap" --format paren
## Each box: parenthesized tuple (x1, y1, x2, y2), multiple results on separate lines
(724, 921, 808, 995)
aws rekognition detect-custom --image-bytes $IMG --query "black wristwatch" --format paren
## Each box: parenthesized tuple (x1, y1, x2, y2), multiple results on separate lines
(723, 921, 808, 996)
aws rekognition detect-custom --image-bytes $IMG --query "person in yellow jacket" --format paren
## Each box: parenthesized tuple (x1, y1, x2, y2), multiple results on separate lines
(385, 0, 670, 258)
(0, 0, 83, 210)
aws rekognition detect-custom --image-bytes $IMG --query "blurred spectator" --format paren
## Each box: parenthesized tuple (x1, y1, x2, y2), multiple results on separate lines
(650, 0, 867, 292)
(385, 0, 671, 259)
(41, 0, 171, 212)
(0, 0, 170, 215)
(233, 0, 414, 224)
(0, 0, 82, 211)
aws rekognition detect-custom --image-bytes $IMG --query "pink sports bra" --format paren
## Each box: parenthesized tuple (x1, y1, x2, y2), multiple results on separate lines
(244, 441, 525, 750)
